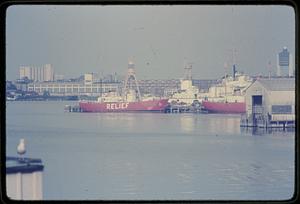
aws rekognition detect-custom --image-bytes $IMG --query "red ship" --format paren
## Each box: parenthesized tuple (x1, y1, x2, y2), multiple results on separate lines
(202, 100, 246, 114)
(200, 62, 252, 114)
(79, 61, 169, 112)
(79, 98, 169, 112)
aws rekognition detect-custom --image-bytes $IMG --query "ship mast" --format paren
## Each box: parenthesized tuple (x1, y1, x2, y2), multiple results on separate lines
(224, 62, 228, 103)
(122, 60, 142, 101)
(268, 60, 272, 79)
(232, 48, 237, 81)
(224, 48, 237, 102)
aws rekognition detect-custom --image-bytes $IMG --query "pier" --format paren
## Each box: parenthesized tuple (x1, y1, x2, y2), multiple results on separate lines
(164, 104, 207, 113)
(240, 126, 295, 135)
(65, 103, 208, 113)
(240, 113, 295, 129)
(64, 105, 83, 112)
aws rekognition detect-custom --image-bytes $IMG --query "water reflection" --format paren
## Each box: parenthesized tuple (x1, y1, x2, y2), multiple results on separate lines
(180, 115, 197, 133)
(95, 113, 138, 132)
(205, 114, 241, 135)
(240, 127, 295, 136)
(6, 102, 295, 199)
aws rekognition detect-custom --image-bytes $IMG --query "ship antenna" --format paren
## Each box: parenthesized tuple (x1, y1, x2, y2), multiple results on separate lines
(224, 62, 228, 79)
(224, 62, 228, 102)
(232, 48, 237, 80)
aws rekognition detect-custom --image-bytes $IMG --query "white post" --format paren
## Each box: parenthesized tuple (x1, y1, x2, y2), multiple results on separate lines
(15, 172, 22, 199)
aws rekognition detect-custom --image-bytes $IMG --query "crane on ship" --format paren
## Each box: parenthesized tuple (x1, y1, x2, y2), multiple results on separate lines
(122, 60, 142, 101)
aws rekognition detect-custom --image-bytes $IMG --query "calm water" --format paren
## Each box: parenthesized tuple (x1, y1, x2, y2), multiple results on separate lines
(6, 101, 295, 200)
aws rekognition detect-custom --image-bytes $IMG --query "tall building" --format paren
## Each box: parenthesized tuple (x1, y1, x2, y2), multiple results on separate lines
(19, 64, 54, 82)
(43, 64, 54, 81)
(19, 66, 32, 79)
(277, 47, 293, 77)
(84, 73, 97, 85)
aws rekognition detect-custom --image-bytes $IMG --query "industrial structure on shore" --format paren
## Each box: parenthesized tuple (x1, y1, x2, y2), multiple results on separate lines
(11, 71, 217, 99)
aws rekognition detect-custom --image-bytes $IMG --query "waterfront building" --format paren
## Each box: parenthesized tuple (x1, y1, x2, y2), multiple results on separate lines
(27, 81, 120, 96)
(277, 47, 294, 77)
(19, 66, 31, 80)
(6, 81, 16, 91)
(14, 81, 29, 92)
(42, 64, 55, 81)
(102, 73, 119, 83)
(6, 156, 44, 200)
(242, 78, 295, 127)
(54, 74, 64, 81)
(19, 64, 54, 82)
(137, 79, 180, 97)
(26, 78, 217, 97)
(121, 78, 215, 98)
(84, 73, 97, 85)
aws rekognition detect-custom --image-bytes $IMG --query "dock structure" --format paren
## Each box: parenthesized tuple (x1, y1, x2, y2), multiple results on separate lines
(240, 78, 295, 128)
(164, 104, 191, 113)
(66, 103, 207, 113)
(240, 113, 295, 128)
(240, 126, 295, 135)
(164, 103, 205, 113)
(6, 156, 44, 200)
(64, 105, 83, 112)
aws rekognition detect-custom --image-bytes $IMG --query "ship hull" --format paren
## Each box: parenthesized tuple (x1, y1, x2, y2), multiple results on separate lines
(202, 101, 246, 114)
(79, 99, 169, 112)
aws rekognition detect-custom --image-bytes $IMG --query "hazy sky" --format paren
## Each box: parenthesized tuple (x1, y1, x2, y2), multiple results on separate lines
(6, 5, 295, 80)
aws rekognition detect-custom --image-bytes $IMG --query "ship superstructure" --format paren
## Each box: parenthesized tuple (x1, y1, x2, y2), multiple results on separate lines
(169, 63, 200, 105)
(200, 62, 253, 113)
(79, 61, 169, 112)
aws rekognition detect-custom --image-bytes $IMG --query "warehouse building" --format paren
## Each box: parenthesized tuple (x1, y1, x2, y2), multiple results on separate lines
(27, 81, 120, 96)
(241, 78, 295, 128)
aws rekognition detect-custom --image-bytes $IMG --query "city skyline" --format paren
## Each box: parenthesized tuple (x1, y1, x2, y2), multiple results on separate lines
(6, 5, 295, 80)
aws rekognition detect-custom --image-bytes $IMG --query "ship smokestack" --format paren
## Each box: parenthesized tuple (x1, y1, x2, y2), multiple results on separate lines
(233, 64, 236, 80)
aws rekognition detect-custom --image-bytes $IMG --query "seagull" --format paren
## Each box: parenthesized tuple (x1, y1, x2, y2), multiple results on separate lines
(17, 138, 26, 159)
